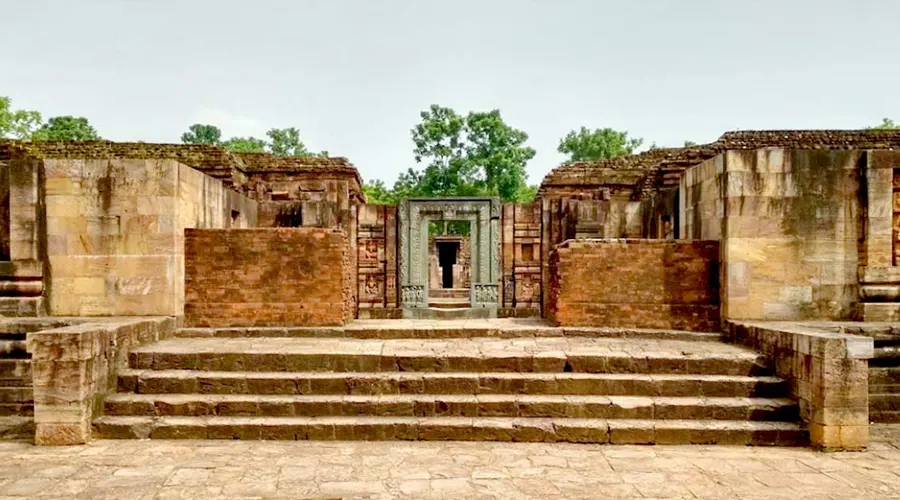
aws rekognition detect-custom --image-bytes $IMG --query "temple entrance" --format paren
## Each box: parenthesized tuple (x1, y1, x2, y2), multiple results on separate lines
(398, 198, 500, 317)
(427, 220, 471, 309)
(437, 241, 458, 288)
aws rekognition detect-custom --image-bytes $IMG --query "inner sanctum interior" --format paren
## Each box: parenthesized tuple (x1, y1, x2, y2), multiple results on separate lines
(428, 220, 471, 309)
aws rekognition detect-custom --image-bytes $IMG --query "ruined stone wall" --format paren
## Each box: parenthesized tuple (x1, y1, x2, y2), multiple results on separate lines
(356, 204, 400, 318)
(548, 239, 720, 331)
(45, 159, 257, 316)
(858, 151, 900, 320)
(0, 158, 9, 260)
(679, 155, 724, 240)
(718, 149, 863, 321)
(184, 228, 353, 327)
(500, 203, 542, 316)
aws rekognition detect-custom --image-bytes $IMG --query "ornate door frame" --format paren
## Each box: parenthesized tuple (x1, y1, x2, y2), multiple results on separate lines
(398, 198, 500, 309)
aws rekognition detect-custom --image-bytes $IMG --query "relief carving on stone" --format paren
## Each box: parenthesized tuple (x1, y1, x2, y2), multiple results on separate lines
(401, 284, 426, 306)
(399, 199, 500, 309)
(472, 283, 499, 306)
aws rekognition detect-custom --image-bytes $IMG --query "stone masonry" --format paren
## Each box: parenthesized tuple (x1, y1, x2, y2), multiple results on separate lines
(184, 228, 354, 327)
(548, 239, 720, 331)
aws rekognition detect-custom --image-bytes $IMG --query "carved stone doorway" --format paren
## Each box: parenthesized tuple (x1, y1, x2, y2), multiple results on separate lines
(398, 198, 500, 315)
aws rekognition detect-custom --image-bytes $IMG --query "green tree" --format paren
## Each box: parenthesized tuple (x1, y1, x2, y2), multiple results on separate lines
(0, 96, 42, 139)
(266, 127, 326, 157)
(181, 124, 223, 145)
(222, 136, 267, 153)
(31, 116, 101, 141)
(406, 104, 536, 202)
(557, 127, 643, 162)
(362, 180, 399, 204)
(870, 118, 899, 130)
(683, 140, 698, 147)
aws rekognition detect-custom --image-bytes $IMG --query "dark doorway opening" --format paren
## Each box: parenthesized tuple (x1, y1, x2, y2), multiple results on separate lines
(437, 241, 459, 288)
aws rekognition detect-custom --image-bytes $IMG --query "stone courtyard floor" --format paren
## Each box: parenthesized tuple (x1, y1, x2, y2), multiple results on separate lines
(0, 420, 898, 499)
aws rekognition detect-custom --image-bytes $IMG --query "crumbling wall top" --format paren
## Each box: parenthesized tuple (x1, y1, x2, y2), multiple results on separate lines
(539, 129, 900, 199)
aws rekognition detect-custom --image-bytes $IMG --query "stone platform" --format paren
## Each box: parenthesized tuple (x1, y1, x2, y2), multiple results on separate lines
(94, 320, 807, 446)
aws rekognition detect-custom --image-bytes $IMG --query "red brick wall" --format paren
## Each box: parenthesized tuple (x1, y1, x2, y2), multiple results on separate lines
(185, 228, 354, 327)
(548, 239, 720, 331)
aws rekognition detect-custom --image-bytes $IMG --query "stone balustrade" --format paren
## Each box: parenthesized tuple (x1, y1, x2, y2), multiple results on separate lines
(27, 317, 176, 445)
(726, 321, 874, 450)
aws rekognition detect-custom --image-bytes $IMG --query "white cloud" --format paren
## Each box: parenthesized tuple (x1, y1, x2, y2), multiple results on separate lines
(191, 108, 268, 138)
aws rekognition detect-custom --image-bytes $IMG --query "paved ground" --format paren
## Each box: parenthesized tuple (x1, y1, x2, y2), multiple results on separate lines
(1, 419, 899, 499)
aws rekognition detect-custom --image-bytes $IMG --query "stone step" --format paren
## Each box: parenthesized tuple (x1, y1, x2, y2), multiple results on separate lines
(103, 393, 799, 421)
(128, 338, 769, 376)
(0, 340, 27, 358)
(0, 403, 33, 417)
(0, 386, 32, 404)
(870, 367, 900, 385)
(870, 393, 900, 412)
(429, 289, 469, 299)
(871, 346, 900, 367)
(870, 410, 900, 423)
(427, 298, 471, 309)
(0, 359, 30, 379)
(175, 323, 723, 342)
(118, 370, 790, 398)
(92, 415, 808, 446)
(870, 384, 900, 394)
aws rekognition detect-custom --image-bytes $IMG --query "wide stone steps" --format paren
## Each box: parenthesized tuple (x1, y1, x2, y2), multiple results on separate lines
(0, 359, 31, 383)
(0, 335, 32, 416)
(103, 393, 799, 421)
(871, 345, 900, 367)
(0, 339, 27, 358)
(870, 393, 900, 423)
(175, 324, 724, 342)
(93, 415, 807, 446)
(128, 338, 768, 375)
(870, 352, 900, 422)
(118, 370, 789, 398)
(99, 335, 805, 445)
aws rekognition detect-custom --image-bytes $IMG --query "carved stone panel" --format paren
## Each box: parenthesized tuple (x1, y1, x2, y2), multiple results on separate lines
(398, 198, 500, 309)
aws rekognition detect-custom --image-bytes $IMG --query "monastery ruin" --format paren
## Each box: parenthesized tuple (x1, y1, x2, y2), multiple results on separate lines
(1, 130, 899, 451)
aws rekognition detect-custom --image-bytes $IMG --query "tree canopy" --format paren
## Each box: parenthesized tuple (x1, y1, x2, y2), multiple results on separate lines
(557, 127, 643, 162)
(2, 96, 102, 141)
(0, 96, 42, 139)
(181, 124, 222, 145)
(364, 104, 537, 204)
(179, 123, 325, 157)
(31, 116, 101, 141)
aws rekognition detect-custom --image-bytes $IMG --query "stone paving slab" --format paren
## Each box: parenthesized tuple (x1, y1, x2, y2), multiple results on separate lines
(1, 424, 899, 499)
(130, 337, 766, 375)
(176, 318, 724, 341)
(119, 370, 789, 397)
(134, 337, 758, 357)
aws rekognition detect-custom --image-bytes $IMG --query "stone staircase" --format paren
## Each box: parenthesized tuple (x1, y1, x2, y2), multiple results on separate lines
(0, 332, 33, 417)
(94, 322, 807, 445)
(870, 333, 900, 423)
(428, 289, 470, 309)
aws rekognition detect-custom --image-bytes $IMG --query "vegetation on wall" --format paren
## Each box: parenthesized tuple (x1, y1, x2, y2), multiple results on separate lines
(869, 118, 898, 130)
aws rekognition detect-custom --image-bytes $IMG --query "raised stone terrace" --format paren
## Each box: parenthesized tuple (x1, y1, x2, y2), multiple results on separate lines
(95, 319, 806, 446)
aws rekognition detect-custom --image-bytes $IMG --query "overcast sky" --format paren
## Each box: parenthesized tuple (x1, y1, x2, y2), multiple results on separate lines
(2, 0, 899, 185)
